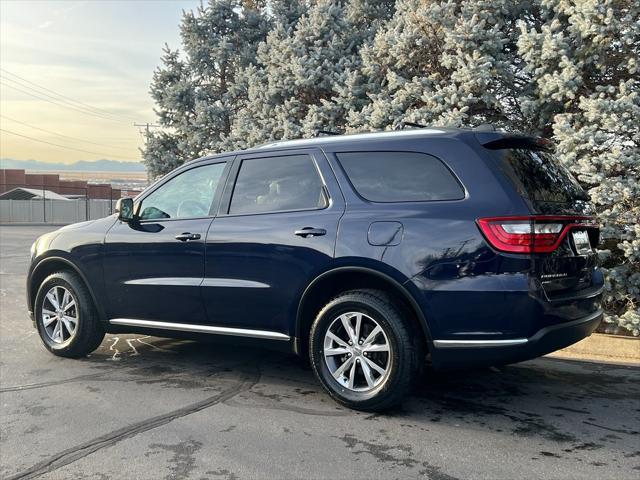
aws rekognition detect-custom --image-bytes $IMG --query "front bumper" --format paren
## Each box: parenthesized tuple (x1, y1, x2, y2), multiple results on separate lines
(431, 308, 603, 370)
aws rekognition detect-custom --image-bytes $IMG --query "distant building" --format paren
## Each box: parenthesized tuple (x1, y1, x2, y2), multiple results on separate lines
(0, 168, 141, 199)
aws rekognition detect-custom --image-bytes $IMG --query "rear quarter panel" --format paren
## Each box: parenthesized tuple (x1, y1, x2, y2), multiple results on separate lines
(325, 135, 537, 340)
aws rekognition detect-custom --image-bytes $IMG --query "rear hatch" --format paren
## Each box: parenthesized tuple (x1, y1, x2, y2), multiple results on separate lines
(477, 135, 601, 307)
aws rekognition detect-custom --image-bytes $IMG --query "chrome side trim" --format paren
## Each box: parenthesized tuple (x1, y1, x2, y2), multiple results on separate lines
(108, 318, 290, 341)
(433, 338, 528, 348)
(201, 278, 269, 288)
(124, 277, 201, 286)
(124, 278, 270, 288)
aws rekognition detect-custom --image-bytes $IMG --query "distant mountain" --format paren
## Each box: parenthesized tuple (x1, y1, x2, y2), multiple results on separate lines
(0, 158, 146, 172)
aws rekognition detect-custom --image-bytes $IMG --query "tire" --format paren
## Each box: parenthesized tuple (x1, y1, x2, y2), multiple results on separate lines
(309, 289, 423, 411)
(34, 271, 105, 358)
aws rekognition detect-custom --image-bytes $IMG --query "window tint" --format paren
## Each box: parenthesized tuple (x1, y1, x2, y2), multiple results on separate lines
(492, 149, 588, 203)
(336, 151, 464, 202)
(229, 155, 326, 215)
(139, 162, 226, 220)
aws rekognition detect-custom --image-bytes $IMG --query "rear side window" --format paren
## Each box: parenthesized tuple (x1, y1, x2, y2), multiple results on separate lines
(229, 154, 327, 215)
(336, 151, 464, 202)
(492, 149, 588, 203)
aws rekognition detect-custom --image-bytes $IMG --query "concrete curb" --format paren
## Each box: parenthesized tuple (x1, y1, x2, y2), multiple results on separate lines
(547, 333, 640, 365)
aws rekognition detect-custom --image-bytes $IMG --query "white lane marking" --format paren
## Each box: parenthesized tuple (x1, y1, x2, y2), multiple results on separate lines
(108, 337, 121, 361)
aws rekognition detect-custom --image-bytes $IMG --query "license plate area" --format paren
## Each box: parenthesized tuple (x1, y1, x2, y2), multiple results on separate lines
(571, 229, 592, 255)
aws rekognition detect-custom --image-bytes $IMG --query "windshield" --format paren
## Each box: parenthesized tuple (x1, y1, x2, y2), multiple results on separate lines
(492, 148, 589, 203)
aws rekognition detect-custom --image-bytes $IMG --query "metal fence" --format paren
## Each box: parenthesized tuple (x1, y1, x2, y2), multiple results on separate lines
(0, 199, 115, 224)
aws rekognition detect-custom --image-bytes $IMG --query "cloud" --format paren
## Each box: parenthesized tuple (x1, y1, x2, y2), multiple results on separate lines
(37, 20, 53, 30)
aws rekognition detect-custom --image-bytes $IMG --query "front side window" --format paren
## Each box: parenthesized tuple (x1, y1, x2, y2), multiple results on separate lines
(229, 155, 327, 215)
(139, 162, 226, 220)
(336, 151, 464, 202)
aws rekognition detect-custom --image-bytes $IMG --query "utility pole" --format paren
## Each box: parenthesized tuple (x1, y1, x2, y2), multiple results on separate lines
(133, 122, 160, 141)
(133, 123, 160, 183)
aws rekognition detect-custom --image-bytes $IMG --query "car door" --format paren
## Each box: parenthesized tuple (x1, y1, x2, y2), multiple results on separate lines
(103, 159, 231, 324)
(202, 149, 345, 337)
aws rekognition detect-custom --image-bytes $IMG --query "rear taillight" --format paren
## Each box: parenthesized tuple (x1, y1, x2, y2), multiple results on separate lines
(477, 216, 597, 253)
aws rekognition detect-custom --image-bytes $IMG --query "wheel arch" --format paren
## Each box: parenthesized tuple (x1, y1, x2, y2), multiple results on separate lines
(294, 266, 433, 357)
(28, 255, 106, 323)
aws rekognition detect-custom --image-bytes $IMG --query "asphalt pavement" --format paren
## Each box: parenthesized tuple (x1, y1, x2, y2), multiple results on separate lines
(1, 225, 638, 480)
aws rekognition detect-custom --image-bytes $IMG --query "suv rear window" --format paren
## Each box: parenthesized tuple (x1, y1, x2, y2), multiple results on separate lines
(492, 149, 588, 203)
(336, 151, 464, 202)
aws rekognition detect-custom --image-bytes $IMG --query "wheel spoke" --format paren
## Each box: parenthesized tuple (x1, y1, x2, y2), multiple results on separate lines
(340, 314, 357, 343)
(52, 320, 61, 342)
(43, 315, 56, 327)
(61, 290, 71, 309)
(59, 319, 68, 340)
(354, 313, 362, 343)
(364, 356, 386, 376)
(332, 356, 354, 381)
(362, 325, 382, 346)
(363, 343, 389, 353)
(62, 316, 76, 334)
(63, 300, 75, 312)
(55, 287, 63, 310)
(46, 291, 60, 310)
(347, 361, 357, 389)
(326, 331, 349, 348)
(360, 358, 375, 388)
(324, 347, 350, 356)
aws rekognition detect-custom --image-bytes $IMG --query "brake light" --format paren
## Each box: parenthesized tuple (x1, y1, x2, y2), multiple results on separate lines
(477, 216, 597, 253)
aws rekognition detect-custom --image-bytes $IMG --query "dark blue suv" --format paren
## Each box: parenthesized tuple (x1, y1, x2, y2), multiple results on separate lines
(26, 128, 603, 411)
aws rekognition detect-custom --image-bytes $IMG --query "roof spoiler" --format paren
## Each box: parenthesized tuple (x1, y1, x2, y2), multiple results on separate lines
(475, 131, 553, 151)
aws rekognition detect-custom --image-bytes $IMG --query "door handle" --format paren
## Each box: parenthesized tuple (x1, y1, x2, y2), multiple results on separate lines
(294, 227, 326, 238)
(175, 232, 201, 242)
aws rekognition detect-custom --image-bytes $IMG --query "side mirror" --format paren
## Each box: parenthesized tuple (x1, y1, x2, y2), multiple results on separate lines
(115, 197, 135, 222)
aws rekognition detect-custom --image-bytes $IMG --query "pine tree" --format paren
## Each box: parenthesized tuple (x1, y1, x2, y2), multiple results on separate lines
(142, 0, 270, 176)
(226, 0, 394, 149)
(518, 0, 640, 334)
(346, 0, 526, 131)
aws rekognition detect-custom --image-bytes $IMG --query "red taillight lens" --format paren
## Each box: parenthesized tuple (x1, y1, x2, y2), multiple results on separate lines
(477, 216, 597, 253)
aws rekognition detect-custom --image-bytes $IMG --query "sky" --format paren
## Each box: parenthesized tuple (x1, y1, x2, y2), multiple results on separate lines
(0, 0, 200, 164)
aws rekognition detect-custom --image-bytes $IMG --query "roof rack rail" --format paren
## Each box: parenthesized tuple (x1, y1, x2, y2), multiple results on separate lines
(398, 121, 429, 129)
(473, 124, 496, 132)
(315, 129, 341, 137)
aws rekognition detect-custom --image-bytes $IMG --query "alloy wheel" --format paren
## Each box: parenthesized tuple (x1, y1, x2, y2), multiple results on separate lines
(41, 286, 78, 344)
(323, 312, 391, 392)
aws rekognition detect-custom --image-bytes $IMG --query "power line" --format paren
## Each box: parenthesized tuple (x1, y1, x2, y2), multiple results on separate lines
(0, 68, 138, 123)
(1, 80, 125, 124)
(0, 114, 137, 153)
(134, 122, 161, 140)
(0, 128, 137, 161)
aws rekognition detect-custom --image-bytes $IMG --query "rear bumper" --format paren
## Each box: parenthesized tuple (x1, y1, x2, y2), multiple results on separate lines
(431, 308, 603, 370)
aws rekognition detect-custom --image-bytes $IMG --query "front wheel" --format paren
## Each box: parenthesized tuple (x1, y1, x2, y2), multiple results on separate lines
(34, 271, 105, 358)
(309, 290, 423, 411)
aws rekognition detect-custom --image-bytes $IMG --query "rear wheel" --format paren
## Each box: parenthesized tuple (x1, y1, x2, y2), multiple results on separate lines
(309, 289, 422, 411)
(34, 271, 105, 358)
